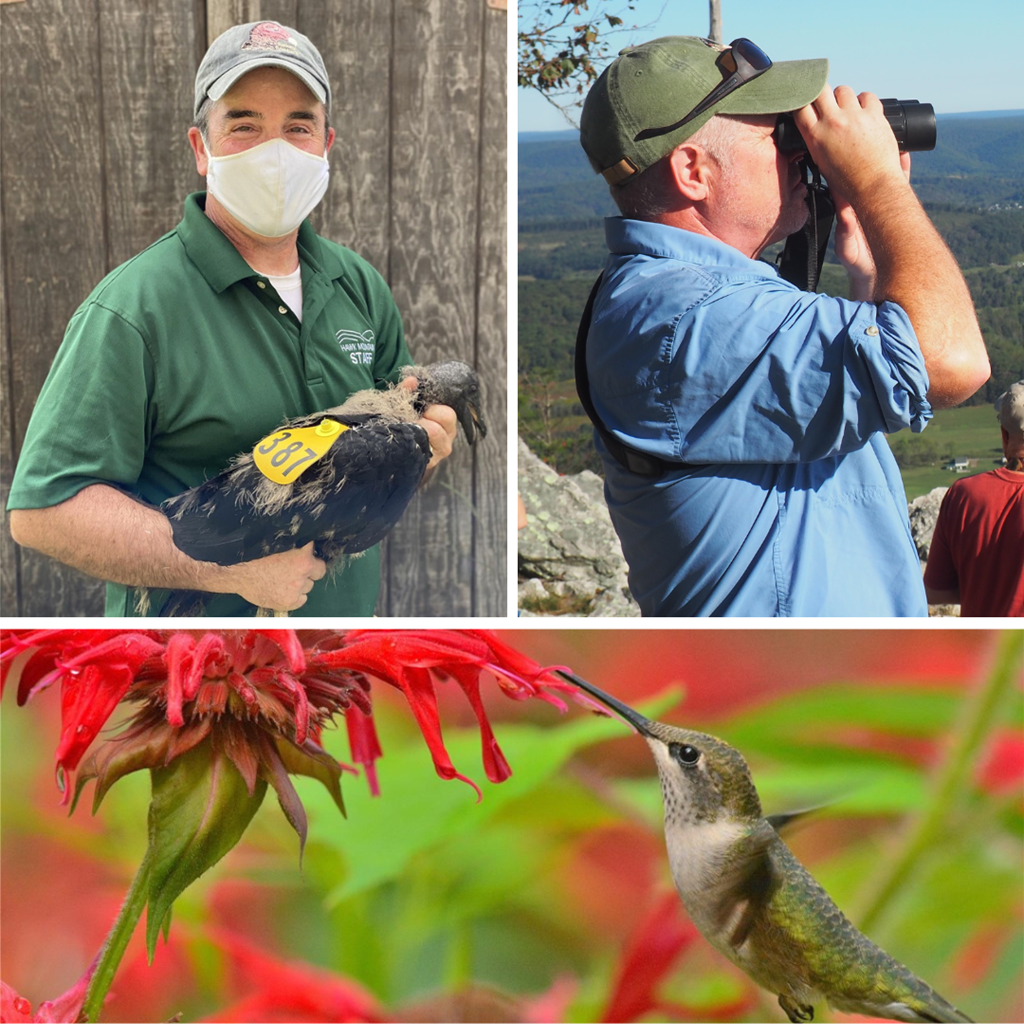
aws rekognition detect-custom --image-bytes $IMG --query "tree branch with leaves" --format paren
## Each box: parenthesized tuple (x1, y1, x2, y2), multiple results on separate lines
(518, 1, 638, 119)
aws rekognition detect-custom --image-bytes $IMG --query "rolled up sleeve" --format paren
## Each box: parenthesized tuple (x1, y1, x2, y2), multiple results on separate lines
(675, 284, 932, 464)
(8, 302, 154, 510)
(874, 300, 931, 434)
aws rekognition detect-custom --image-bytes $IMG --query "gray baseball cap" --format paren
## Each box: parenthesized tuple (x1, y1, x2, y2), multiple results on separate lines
(996, 381, 1024, 436)
(194, 21, 331, 118)
(581, 36, 827, 185)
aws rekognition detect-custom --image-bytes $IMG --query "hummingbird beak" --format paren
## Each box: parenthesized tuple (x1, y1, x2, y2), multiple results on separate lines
(556, 670, 658, 739)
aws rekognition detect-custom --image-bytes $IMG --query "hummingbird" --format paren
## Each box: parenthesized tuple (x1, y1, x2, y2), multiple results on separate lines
(559, 670, 974, 1024)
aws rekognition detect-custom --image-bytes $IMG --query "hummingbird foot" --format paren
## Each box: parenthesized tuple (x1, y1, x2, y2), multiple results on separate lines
(779, 994, 815, 1023)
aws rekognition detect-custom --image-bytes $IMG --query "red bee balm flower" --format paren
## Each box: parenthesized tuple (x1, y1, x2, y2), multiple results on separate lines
(0, 629, 574, 1023)
(0, 628, 573, 812)
(321, 629, 573, 795)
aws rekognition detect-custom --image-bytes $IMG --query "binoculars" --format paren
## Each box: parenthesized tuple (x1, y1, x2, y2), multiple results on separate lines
(774, 98, 936, 153)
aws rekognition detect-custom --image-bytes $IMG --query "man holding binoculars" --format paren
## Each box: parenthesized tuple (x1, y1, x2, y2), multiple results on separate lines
(575, 35, 990, 617)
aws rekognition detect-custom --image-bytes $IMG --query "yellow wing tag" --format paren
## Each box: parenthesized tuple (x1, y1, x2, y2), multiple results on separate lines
(252, 419, 349, 485)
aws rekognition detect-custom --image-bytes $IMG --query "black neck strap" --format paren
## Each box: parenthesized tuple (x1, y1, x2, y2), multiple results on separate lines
(574, 272, 672, 477)
(776, 159, 836, 291)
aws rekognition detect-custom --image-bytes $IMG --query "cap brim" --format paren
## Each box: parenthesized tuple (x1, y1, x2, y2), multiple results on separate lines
(716, 57, 828, 116)
(207, 58, 328, 107)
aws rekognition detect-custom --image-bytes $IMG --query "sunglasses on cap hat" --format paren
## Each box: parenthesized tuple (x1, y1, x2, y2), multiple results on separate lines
(634, 37, 772, 142)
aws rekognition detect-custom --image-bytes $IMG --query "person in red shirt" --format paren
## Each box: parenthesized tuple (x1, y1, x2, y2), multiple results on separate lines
(924, 381, 1024, 616)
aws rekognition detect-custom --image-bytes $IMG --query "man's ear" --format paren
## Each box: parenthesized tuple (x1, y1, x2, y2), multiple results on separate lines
(187, 127, 209, 176)
(668, 143, 713, 201)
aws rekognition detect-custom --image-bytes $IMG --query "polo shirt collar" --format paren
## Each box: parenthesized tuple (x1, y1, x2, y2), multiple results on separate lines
(177, 192, 347, 292)
(606, 216, 777, 276)
(297, 220, 346, 282)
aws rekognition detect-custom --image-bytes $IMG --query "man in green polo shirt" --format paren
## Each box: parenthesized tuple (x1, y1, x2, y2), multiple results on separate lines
(7, 21, 457, 616)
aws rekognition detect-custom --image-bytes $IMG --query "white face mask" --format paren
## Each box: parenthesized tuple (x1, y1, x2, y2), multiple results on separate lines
(204, 137, 330, 238)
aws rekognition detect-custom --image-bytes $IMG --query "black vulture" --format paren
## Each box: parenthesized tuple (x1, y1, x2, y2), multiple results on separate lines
(151, 361, 485, 615)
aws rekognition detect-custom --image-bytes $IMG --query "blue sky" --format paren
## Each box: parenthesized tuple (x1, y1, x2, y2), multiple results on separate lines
(517, 0, 1024, 132)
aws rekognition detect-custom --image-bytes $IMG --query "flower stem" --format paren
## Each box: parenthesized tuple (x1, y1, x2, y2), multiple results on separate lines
(81, 854, 152, 1023)
(853, 630, 1023, 934)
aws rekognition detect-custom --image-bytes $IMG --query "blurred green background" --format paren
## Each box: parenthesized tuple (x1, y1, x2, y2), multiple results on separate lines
(1, 629, 1021, 1023)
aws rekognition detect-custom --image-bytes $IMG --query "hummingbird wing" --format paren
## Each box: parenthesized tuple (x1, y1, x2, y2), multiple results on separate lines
(765, 804, 829, 835)
(713, 822, 782, 949)
(766, 809, 810, 833)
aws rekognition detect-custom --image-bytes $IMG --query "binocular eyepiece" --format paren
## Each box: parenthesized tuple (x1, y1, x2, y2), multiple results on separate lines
(774, 98, 937, 153)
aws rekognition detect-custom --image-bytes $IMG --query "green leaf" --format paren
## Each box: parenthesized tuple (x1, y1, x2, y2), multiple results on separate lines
(142, 738, 267, 958)
(719, 685, 964, 765)
(319, 710, 628, 904)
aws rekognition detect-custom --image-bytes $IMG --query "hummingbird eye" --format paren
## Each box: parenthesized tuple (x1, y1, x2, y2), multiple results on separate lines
(670, 742, 701, 767)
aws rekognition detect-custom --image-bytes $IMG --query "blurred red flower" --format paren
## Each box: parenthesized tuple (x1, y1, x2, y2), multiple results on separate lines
(600, 891, 700, 1023)
(977, 730, 1024, 796)
(1, 961, 95, 1023)
(600, 892, 758, 1023)
(199, 928, 581, 1024)
(199, 929, 383, 1023)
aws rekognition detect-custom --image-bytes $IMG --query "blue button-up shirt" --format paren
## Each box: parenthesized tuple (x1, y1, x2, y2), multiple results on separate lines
(588, 218, 933, 617)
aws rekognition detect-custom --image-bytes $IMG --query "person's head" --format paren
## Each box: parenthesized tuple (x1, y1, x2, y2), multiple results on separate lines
(579, 36, 828, 256)
(188, 22, 335, 238)
(996, 381, 1024, 466)
(193, 21, 332, 148)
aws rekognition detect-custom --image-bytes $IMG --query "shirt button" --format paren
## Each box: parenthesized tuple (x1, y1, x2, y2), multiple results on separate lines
(865, 325, 879, 336)
(278, 305, 288, 314)
(257, 280, 266, 289)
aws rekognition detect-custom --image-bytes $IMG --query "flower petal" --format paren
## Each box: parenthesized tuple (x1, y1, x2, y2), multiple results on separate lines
(0, 953, 100, 1024)
(317, 630, 576, 794)
(163, 632, 196, 728)
(251, 629, 307, 675)
(54, 664, 134, 798)
(344, 707, 383, 796)
(1, 981, 33, 1023)
(447, 665, 512, 784)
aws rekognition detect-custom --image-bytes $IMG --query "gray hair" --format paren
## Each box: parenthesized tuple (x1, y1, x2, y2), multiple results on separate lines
(610, 115, 744, 220)
(193, 96, 214, 140)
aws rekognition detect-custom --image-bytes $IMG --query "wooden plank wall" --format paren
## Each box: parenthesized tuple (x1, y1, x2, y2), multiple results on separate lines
(0, 0, 506, 617)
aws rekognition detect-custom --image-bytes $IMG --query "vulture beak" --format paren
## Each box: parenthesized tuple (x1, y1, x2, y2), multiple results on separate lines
(457, 391, 487, 444)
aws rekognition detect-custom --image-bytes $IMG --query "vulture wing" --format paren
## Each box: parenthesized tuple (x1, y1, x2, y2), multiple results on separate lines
(165, 418, 431, 565)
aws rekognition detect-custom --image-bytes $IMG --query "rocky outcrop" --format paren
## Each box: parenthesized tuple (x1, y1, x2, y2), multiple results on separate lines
(908, 486, 948, 561)
(908, 486, 960, 616)
(517, 438, 639, 616)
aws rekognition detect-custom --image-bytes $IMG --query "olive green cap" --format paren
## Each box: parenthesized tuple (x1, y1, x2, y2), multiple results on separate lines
(580, 36, 828, 184)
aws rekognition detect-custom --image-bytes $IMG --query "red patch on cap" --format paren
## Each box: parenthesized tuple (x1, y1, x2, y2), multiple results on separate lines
(242, 22, 298, 53)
